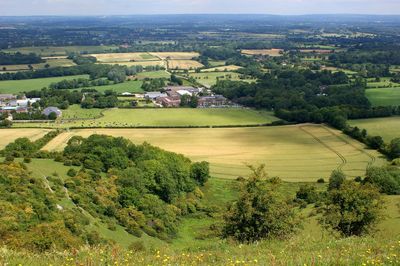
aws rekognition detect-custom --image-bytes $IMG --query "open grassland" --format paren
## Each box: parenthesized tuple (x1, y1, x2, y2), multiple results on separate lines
(42, 124, 384, 181)
(241, 49, 284, 56)
(0, 58, 75, 72)
(189, 71, 257, 86)
(366, 87, 400, 106)
(201, 65, 242, 72)
(0, 75, 89, 94)
(88, 52, 158, 62)
(168, 60, 204, 70)
(350, 117, 400, 142)
(0, 128, 50, 149)
(23, 108, 276, 129)
(1, 46, 118, 56)
(149, 52, 199, 60)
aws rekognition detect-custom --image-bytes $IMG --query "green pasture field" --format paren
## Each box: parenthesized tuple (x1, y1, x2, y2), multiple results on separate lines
(208, 60, 226, 67)
(0, 58, 76, 72)
(189, 71, 257, 86)
(366, 87, 400, 106)
(0, 75, 89, 94)
(89, 80, 143, 94)
(1, 46, 118, 56)
(135, 70, 170, 79)
(61, 105, 104, 119)
(350, 117, 400, 142)
(19, 108, 277, 129)
(41, 124, 384, 181)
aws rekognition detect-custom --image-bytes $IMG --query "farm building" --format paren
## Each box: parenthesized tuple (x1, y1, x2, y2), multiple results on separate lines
(198, 95, 228, 107)
(42, 107, 62, 117)
(164, 86, 202, 95)
(145, 92, 167, 100)
(156, 96, 181, 107)
(0, 94, 17, 101)
(9, 98, 41, 107)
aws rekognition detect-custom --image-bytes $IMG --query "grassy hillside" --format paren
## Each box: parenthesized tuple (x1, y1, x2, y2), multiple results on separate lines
(41, 124, 385, 181)
(350, 117, 400, 142)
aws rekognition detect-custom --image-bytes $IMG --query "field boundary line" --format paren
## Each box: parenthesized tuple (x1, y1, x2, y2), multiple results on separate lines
(299, 125, 347, 171)
(321, 125, 376, 168)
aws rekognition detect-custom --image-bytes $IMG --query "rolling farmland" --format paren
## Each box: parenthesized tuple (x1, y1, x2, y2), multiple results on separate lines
(42, 124, 384, 181)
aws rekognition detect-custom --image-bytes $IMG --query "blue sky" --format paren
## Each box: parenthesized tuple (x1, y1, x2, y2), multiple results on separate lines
(1, 0, 400, 16)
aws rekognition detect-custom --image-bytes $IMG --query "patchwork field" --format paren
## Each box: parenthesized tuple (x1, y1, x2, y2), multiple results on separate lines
(0, 75, 89, 94)
(350, 117, 400, 142)
(42, 124, 384, 181)
(189, 71, 257, 86)
(88, 52, 158, 62)
(99, 61, 166, 67)
(149, 52, 199, 60)
(0, 128, 50, 149)
(1, 46, 118, 56)
(241, 49, 283, 56)
(168, 60, 204, 70)
(365, 87, 400, 106)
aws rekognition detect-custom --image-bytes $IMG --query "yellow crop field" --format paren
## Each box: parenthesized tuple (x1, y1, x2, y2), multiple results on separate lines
(42, 124, 384, 182)
(88, 52, 158, 62)
(0, 129, 51, 149)
(168, 60, 204, 69)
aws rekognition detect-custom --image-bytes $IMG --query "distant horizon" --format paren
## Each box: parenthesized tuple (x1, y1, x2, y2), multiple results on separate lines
(1, 0, 400, 16)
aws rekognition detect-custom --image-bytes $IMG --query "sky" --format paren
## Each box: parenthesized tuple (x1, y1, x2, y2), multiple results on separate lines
(1, 0, 400, 16)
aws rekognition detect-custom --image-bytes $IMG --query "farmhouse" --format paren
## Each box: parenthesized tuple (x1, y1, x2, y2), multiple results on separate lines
(156, 96, 181, 107)
(42, 107, 62, 117)
(9, 98, 41, 108)
(198, 95, 228, 107)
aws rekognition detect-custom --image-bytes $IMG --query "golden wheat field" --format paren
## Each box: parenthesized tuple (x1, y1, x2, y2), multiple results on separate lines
(88, 52, 158, 62)
(41, 124, 384, 181)
(0, 129, 51, 149)
(168, 60, 204, 69)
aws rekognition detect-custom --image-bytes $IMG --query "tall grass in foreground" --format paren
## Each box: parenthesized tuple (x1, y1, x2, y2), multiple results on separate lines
(1, 235, 399, 265)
